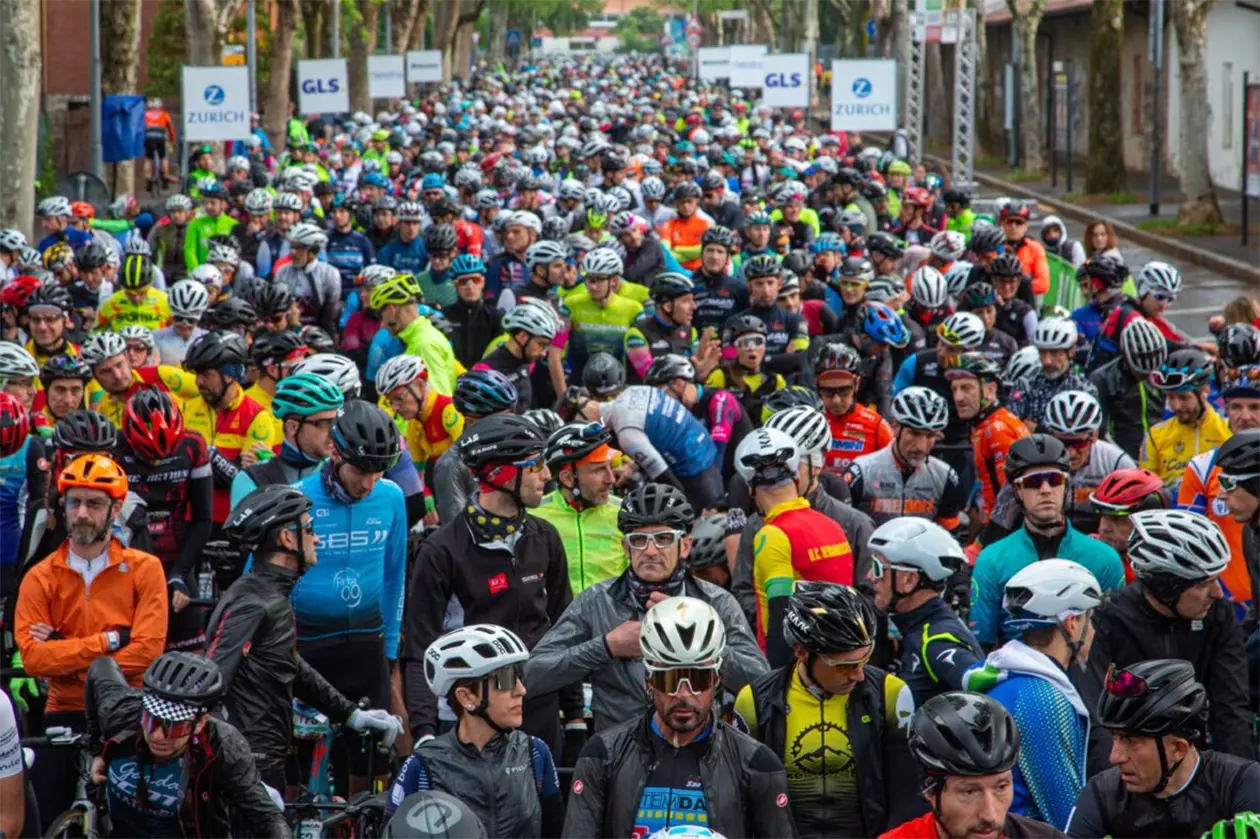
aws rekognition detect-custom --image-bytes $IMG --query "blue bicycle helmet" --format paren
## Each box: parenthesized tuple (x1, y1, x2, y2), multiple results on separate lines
(421, 172, 447, 190)
(810, 232, 845, 254)
(859, 301, 910, 348)
(272, 372, 346, 419)
(362, 172, 389, 189)
(453, 369, 518, 417)
(450, 254, 485, 277)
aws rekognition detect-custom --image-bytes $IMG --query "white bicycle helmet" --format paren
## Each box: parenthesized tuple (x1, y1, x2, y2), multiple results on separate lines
(190, 263, 224, 288)
(244, 188, 274, 215)
(359, 264, 398, 286)
(423, 624, 531, 697)
(397, 201, 424, 222)
(168, 280, 211, 318)
(1003, 345, 1040, 385)
(80, 331, 128, 368)
(292, 353, 363, 398)
(375, 354, 429, 396)
(273, 191, 304, 212)
(641, 177, 666, 201)
(506, 211, 542, 234)
(1136, 261, 1182, 300)
(608, 211, 638, 237)
(929, 230, 967, 263)
(207, 240, 240, 266)
(936, 312, 986, 350)
(867, 519, 966, 583)
(764, 405, 832, 468)
(119, 325, 155, 350)
(123, 236, 152, 256)
(165, 194, 195, 213)
(37, 196, 72, 217)
(1119, 318, 1168, 376)
(943, 260, 974, 297)
(474, 189, 501, 211)
(558, 179, 587, 202)
(502, 304, 557, 340)
(525, 240, 567, 270)
(1032, 317, 1078, 351)
(640, 596, 726, 670)
(910, 265, 949, 309)
(890, 386, 949, 431)
(1127, 509, 1230, 581)
(1003, 559, 1102, 623)
(287, 222, 327, 250)
(582, 248, 623, 277)
(0, 229, 28, 252)
(227, 155, 250, 173)
(1042, 390, 1103, 436)
(0, 343, 39, 383)
(734, 427, 800, 488)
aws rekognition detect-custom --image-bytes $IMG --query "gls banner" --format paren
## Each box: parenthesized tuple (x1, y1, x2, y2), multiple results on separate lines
(297, 58, 349, 114)
(831, 59, 897, 131)
(181, 66, 251, 142)
(761, 53, 809, 108)
(406, 50, 443, 83)
(367, 54, 406, 99)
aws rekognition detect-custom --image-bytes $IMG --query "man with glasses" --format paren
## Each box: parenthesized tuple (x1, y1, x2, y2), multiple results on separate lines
(814, 341, 893, 474)
(998, 202, 1049, 301)
(735, 581, 919, 838)
(485, 210, 538, 304)
(969, 435, 1125, 649)
(945, 353, 1028, 527)
(446, 254, 503, 368)
(22, 285, 79, 373)
(1141, 348, 1232, 489)
(564, 595, 792, 839)
(529, 483, 764, 733)
(242, 330, 307, 438)
(986, 253, 1038, 346)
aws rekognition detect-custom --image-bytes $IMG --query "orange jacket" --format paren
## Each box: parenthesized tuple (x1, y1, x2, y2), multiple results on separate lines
(971, 405, 1029, 522)
(1011, 237, 1050, 296)
(824, 403, 893, 474)
(15, 539, 169, 711)
(657, 214, 711, 271)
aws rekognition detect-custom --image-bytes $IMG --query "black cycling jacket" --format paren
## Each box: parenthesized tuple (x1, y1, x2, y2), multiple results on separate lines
(1088, 356, 1164, 460)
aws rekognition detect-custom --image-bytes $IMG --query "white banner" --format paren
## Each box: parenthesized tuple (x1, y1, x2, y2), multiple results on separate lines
(406, 50, 443, 83)
(729, 44, 768, 88)
(297, 58, 349, 115)
(367, 54, 406, 100)
(696, 47, 730, 80)
(830, 59, 898, 131)
(760, 53, 810, 108)
(181, 66, 252, 142)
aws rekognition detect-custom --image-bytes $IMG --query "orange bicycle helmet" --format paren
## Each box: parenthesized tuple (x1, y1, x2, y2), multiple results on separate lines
(71, 201, 96, 220)
(58, 453, 129, 500)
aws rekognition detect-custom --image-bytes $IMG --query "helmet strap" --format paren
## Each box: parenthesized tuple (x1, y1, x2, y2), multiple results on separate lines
(1150, 735, 1186, 796)
(1054, 618, 1086, 671)
(470, 677, 513, 737)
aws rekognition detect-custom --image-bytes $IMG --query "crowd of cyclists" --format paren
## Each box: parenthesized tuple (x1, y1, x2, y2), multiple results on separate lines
(0, 51, 1258, 838)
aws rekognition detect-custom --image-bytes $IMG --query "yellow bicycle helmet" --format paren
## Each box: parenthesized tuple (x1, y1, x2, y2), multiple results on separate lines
(369, 273, 423, 310)
(43, 242, 75, 270)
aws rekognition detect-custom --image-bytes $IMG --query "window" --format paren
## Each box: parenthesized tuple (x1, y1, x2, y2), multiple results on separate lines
(1223, 62, 1234, 149)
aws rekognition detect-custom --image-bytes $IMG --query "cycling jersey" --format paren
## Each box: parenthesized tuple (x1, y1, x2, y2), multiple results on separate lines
(1089, 357, 1164, 460)
(403, 388, 464, 465)
(144, 108, 176, 142)
(183, 212, 238, 272)
(180, 387, 277, 522)
(1007, 237, 1051, 296)
(0, 692, 19, 781)
(25, 338, 80, 391)
(1140, 408, 1231, 488)
(823, 404, 893, 474)
(531, 491, 626, 595)
(972, 404, 1029, 523)
(87, 365, 198, 429)
(1008, 368, 1098, 429)
(846, 444, 964, 529)
(399, 316, 460, 397)
(561, 289, 644, 368)
(635, 720, 712, 836)
(690, 269, 751, 332)
(623, 312, 696, 381)
(1179, 450, 1252, 610)
(483, 251, 527, 303)
(742, 302, 809, 358)
(96, 287, 172, 331)
(153, 325, 203, 366)
(598, 386, 716, 479)
(658, 214, 711, 271)
(291, 463, 408, 659)
(273, 260, 343, 337)
(0, 438, 45, 596)
(474, 344, 533, 412)
(106, 753, 185, 837)
(324, 228, 375, 293)
(704, 366, 785, 424)
(881, 811, 1063, 838)
(890, 596, 983, 705)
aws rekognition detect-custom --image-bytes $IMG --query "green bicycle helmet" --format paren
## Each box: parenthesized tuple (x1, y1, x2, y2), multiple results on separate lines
(1202, 814, 1260, 839)
(272, 372, 346, 420)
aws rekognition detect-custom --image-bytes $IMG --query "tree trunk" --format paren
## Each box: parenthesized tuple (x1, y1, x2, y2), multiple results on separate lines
(101, 0, 143, 196)
(969, 0, 997, 155)
(0, 0, 41, 239)
(409, 4, 425, 50)
(1170, 0, 1223, 225)
(1007, 0, 1046, 171)
(749, 0, 775, 48)
(263, 0, 298, 151)
(1084, 0, 1125, 192)
(453, 22, 473, 79)
(348, 0, 380, 115)
(185, 0, 219, 64)
(486, 0, 507, 68)
(433, 0, 459, 81)
(890, 0, 909, 105)
(391, 0, 417, 52)
(927, 42, 952, 150)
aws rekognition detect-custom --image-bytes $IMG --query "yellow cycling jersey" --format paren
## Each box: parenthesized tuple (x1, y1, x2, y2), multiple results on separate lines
(703, 368, 786, 393)
(87, 365, 198, 427)
(96, 287, 172, 332)
(1139, 409, 1232, 486)
(244, 382, 284, 447)
(403, 388, 464, 465)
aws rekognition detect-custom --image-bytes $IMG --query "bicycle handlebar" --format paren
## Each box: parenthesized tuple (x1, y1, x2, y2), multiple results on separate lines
(21, 727, 87, 749)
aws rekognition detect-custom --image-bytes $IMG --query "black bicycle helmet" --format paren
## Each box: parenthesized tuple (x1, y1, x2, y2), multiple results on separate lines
(700, 172, 726, 192)
(75, 243, 109, 271)
(383, 791, 489, 839)
(581, 352, 627, 398)
(865, 231, 905, 259)
(1096, 658, 1207, 738)
(720, 313, 767, 345)
(25, 284, 72, 313)
(1213, 429, 1260, 487)
(908, 691, 1020, 777)
(839, 256, 875, 282)
(945, 352, 1003, 382)
(299, 325, 336, 354)
(543, 421, 612, 470)
(250, 329, 306, 367)
(960, 281, 997, 310)
(453, 369, 518, 418)
(814, 341, 862, 375)
(142, 651, 224, 712)
(120, 254, 153, 289)
(763, 385, 824, 415)
(673, 182, 702, 201)
(743, 253, 781, 279)
(1218, 323, 1260, 368)
(687, 514, 728, 571)
(644, 354, 697, 386)
(52, 409, 117, 452)
(457, 413, 544, 472)
(184, 330, 249, 371)
(252, 282, 295, 319)
(988, 253, 1025, 277)
(40, 354, 93, 389)
(1004, 434, 1070, 481)
(224, 484, 312, 553)
(423, 224, 458, 252)
(331, 401, 402, 473)
(649, 273, 695, 304)
(942, 187, 972, 207)
(208, 297, 258, 330)
(1152, 347, 1214, 392)
(782, 581, 877, 653)
(1078, 254, 1129, 289)
(541, 216, 570, 242)
(617, 482, 695, 531)
(701, 225, 735, 249)
(968, 225, 1005, 256)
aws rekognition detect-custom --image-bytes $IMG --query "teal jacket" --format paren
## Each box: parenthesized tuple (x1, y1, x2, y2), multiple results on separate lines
(970, 523, 1124, 646)
(531, 490, 626, 596)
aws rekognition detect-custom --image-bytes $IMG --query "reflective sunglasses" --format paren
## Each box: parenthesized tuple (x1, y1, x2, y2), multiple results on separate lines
(486, 663, 524, 693)
(1219, 472, 1258, 492)
(624, 529, 684, 551)
(817, 649, 874, 672)
(141, 708, 198, 739)
(1148, 290, 1176, 304)
(288, 519, 316, 535)
(1103, 663, 1149, 698)
(645, 666, 719, 696)
(513, 452, 546, 473)
(1015, 470, 1067, 491)
(1055, 435, 1093, 451)
(868, 556, 921, 580)
(173, 316, 200, 326)
(819, 385, 856, 398)
(735, 335, 766, 350)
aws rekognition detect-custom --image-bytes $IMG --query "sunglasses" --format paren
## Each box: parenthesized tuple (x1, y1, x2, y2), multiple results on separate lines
(735, 335, 766, 350)
(819, 385, 855, 398)
(817, 649, 874, 672)
(485, 663, 524, 692)
(1103, 664, 1149, 698)
(1055, 436, 1093, 451)
(513, 452, 546, 473)
(1015, 470, 1067, 491)
(453, 274, 484, 285)
(1219, 472, 1258, 492)
(1148, 290, 1176, 304)
(646, 666, 719, 696)
(141, 708, 197, 739)
(28, 314, 63, 325)
(174, 316, 200, 326)
(288, 519, 316, 535)
(624, 529, 684, 551)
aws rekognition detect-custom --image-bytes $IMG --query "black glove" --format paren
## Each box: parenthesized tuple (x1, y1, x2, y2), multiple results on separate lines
(117, 628, 131, 648)
(561, 724, 587, 768)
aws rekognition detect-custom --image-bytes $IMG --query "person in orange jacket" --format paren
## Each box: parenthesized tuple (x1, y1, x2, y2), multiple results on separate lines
(1000, 201, 1050, 299)
(946, 353, 1029, 526)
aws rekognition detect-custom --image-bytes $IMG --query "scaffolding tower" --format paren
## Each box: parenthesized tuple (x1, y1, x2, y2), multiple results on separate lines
(951, 8, 977, 190)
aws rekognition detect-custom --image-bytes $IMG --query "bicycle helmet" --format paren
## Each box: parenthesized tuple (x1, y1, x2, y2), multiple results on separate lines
(168, 280, 211, 319)
(762, 386, 824, 417)
(190, 263, 225, 290)
(1002, 346, 1040, 387)
(1042, 390, 1103, 436)
(57, 453, 128, 500)
(1003, 434, 1070, 481)
(271, 372, 345, 421)
(1151, 347, 1213, 392)
(522, 409, 564, 438)
(0, 229, 28, 253)
(286, 223, 327, 251)
(206, 238, 240, 267)
(208, 297, 258, 330)
(858, 301, 911, 348)
(370, 273, 424, 309)
(0, 393, 30, 458)
(964, 224, 1002, 257)
(1201, 813, 1260, 839)
(1096, 658, 1207, 739)
(43, 243, 75, 271)
(943, 261, 974, 297)
(450, 369, 515, 418)
(743, 253, 781, 280)
(1032, 317, 1078, 351)
(272, 191, 304, 213)
(649, 273, 695, 304)
(423, 224, 458, 252)
(865, 231, 905, 259)
(51, 409, 117, 453)
(673, 182, 702, 201)
(375, 354, 429, 396)
(764, 405, 831, 467)
(734, 428, 800, 488)
(424, 623, 531, 697)
(501, 304, 557, 340)
(474, 189, 501, 211)
(0, 343, 38, 383)
(458, 413, 545, 472)
(839, 256, 876, 284)
(1090, 468, 1167, 516)
(183, 330, 249, 372)
(249, 329, 306, 368)
(959, 281, 998, 311)
(929, 230, 967, 263)
(641, 177, 667, 201)
(814, 342, 862, 377)
(640, 596, 726, 670)
(224, 484, 312, 555)
(39, 354, 92, 390)
(331, 401, 401, 473)
(810, 232, 843, 255)
(252, 283, 296, 320)
(290, 353, 361, 399)
(890, 386, 949, 432)
(908, 692, 1020, 778)
(868, 519, 966, 583)
(865, 275, 906, 305)
(720, 314, 767, 346)
(243, 188, 273, 215)
(700, 225, 735, 249)
(1127, 509, 1229, 582)
(449, 254, 485, 279)
(834, 210, 867, 234)
(1002, 559, 1102, 636)
(618, 482, 695, 531)
(25, 284, 73, 314)
(1214, 429, 1260, 487)
(80, 331, 128, 368)
(644, 354, 697, 387)
(299, 326, 336, 354)
(123, 387, 185, 462)
(936, 312, 986, 350)
(581, 353, 626, 398)
(783, 581, 876, 653)
(120, 254, 153, 289)
(525, 240, 567, 272)
(944, 352, 1002, 384)
(987, 253, 1024, 278)
(1136, 261, 1182, 300)
(1078, 254, 1129, 290)
(141, 651, 224, 720)
(582, 248, 623, 278)
(383, 791, 489, 839)
(543, 421, 614, 472)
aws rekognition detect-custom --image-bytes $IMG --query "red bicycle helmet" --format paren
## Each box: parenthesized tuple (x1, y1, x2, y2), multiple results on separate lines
(0, 275, 42, 309)
(1090, 468, 1167, 515)
(123, 386, 185, 462)
(905, 187, 933, 209)
(1000, 201, 1031, 222)
(0, 391, 31, 458)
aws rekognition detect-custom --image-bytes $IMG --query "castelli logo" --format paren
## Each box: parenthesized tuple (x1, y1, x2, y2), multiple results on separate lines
(572, 780, 584, 795)
(776, 793, 788, 808)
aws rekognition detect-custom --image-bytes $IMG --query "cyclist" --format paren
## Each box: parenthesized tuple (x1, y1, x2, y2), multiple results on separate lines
(1067, 659, 1260, 837)
(433, 368, 518, 524)
(884, 691, 1063, 839)
(0, 393, 45, 601)
(564, 595, 794, 839)
(371, 272, 460, 396)
(116, 387, 214, 651)
(964, 560, 1101, 829)
(38, 354, 91, 426)
(704, 314, 787, 423)
(849, 300, 909, 417)
(208, 484, 402, 792)
(904, 265, 953, 347)
(377, 354, 464, 471)
(243, 329, 307, 426)
(945, 352, 1028, 525)
(735, 582, 919, 837)
(274, 222, 342, 336)
(1071, 253, 1131, 353)
(148, 194, 194, 284)
(957, 281, 1020, 367)
(969, 434, 1125, 647)
(1081, 509, 1254, 767)
(687, 513, 733, 590)
(387, 624, 565, 836)
(81, 330, 197, 428)
(1009, 318, 1097, 430)
(182, 181, 239, 272)
(23, 284, 80, 371)
(1213, 430, 1260, 624)
(446, 254, 505, 368)
(504, 238, 566, 312)
(1090, 468, 1169, 581)
(689, 225, 750, 331)
(0, 343, 38, 417)
(624, 273, 716, 383)
(1142, 348, 1232, 488)
(866, 519, 981, 704)
(1089, 317, 1168, 459)
(846, 386, 964, 530)
(36, 196, 93, 254)
(251, 281, 298, 335)
(96, 254, 172, 332)
(986, 253, 1037, 346)
(740, 254, 809, 360)
(644, 353, 751, 479)
(563, 248, 644, 372)
(484, 211, 538, 304)
(475, 301, 557, 413)
(582, 352, 628, 402)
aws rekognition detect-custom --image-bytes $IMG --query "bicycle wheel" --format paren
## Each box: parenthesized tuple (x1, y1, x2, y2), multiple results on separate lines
(43, 807, 92, 839)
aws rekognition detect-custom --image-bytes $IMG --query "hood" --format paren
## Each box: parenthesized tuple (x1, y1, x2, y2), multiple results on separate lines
(962, 639, 1088, 718)
(1039, 214, 1067, 236)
